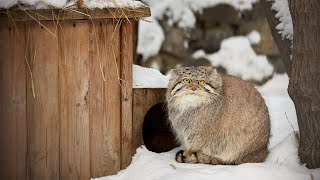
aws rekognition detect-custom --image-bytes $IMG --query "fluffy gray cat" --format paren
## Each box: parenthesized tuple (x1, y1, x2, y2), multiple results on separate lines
(166, 66, 270, 165)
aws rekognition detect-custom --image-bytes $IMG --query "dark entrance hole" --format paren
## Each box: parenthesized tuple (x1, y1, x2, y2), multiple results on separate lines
(142, 103, 179, 153)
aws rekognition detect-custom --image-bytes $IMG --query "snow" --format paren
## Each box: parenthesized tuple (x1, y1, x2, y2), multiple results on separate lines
(137, 0, 259, 60)
(132, 65, 168, 88)
(83, 0, 144, 9)
(143, 0, 259, 29)
(270, 0, 293, 41)
(0, 0, 18, 8)
(192, 36, 274, 82)
(257, 74, 298, 148)
(96, 72, 320, 180)
(94, 135, 320, 180)
(0, 0, 146, 9)
(246, 30, 261, 44)
(137, 19, 165, 61)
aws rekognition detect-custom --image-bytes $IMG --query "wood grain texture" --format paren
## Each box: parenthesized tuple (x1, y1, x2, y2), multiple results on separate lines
(89, 19, 121, 177)
(0, 6, 151, 21)
(59, 20, 90, 179)
(0, 21, 27, 180)
(132, 88, 167, 153)
(288, 0, 320, 169)
(26, 21, 60, 180)
(120, 20, 134, 169)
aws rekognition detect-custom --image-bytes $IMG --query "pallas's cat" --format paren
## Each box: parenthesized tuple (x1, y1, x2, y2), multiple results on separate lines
(166, 66, 270, 165)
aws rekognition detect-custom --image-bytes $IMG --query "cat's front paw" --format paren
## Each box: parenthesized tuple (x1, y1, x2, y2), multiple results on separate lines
(175, 150, 198, 164)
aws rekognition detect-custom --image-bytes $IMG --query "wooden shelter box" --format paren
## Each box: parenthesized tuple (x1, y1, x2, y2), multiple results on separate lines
(0, 6, 155, 179)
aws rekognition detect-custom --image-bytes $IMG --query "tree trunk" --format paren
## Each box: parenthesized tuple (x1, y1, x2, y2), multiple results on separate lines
(260, 0, 320, 168)
(259, 0, 292, 76)
(287, 0, 320, 168)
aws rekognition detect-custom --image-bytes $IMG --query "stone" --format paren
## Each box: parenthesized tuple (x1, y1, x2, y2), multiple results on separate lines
(202, 25, 234, 53)
(197, 4, 241, 28)
(267, 55, 287, 74)
(239, 3, 280, 56)
(188, 27, 204, 51)
(251, 23, 280, 56)
(189, 25, 234, 53)
(142, 53, 184, 74)
(160, 26, 189, 58)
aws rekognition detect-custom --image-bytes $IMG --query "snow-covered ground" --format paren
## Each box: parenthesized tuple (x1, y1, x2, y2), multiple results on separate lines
(97, 68, 320, 180)
(95, 131, 320, 180)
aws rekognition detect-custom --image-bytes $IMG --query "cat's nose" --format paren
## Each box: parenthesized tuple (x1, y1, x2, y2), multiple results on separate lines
(189, 85, 200, 91)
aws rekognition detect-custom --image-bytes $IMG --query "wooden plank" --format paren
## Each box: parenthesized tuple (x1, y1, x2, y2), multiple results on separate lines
(120, 20, 134, 169)
(89, 19, 121, 177)
(59, 20, 90, 180)
(0, 21, 27, 179)
(0, 6, 151, 21)
(132, 89, 167, 153)
(26, 21, 59, 180)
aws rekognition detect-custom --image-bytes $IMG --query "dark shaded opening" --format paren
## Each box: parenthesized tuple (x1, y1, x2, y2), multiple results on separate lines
(142, 103, 179, 153)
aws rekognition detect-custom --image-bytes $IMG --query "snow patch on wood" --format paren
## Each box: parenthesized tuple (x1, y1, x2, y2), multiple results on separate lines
(132, 65, 169, 88)
(0, 0, 146, 9)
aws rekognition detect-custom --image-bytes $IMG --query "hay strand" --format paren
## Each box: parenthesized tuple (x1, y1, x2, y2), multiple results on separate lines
(25, 25, 36, 98)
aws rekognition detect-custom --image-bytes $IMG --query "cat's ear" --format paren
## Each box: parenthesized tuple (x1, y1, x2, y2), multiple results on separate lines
(169, 68, 179, 75)
(203, 66, 218, 75)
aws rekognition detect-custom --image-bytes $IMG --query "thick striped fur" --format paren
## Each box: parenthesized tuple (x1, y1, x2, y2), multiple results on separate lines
(166, 66, 270, 165)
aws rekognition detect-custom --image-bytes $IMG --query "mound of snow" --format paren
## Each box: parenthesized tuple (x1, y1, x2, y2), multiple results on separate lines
(193, 36, 274, 82)
(137, 18, 165, 61)
(133, 65, 169, 88)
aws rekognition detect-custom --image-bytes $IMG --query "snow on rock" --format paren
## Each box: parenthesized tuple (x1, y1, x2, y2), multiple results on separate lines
(132, 65, 169, 88)
(137, 0, 259, 60)
(94, 133, 320, 180)
(270, 0, 293, 41)
(193, 36, 274, 82)
(246, 30, 261, 44)
(0, 0, 146, 9)
(143, 0, 259, 29)
(137, 18, 165, 61)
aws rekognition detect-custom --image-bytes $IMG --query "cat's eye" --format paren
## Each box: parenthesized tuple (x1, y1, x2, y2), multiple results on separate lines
(183, 78, 191, 83)
(198, 80, 205, 85)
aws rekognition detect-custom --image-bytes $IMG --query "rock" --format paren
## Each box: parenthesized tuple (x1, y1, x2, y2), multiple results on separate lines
(160, 26, 189, 58)
(251, 23, 280, 56)
(202, 25, 234, 53)
(189, 25, 234, 53)
(182, 57, 211, 67)
(267, 55, 287, 74)
(197, 4, 241, 28)
(142, 53, 185, 74)
(239, 3, 280, 56)
(188, 27, 204, 51)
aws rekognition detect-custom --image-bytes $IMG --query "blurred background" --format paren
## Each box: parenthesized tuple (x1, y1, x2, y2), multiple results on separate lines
(135, 0, 286, 85)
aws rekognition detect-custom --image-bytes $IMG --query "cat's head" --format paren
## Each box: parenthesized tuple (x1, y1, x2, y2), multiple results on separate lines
(166, 66, 223, 109)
